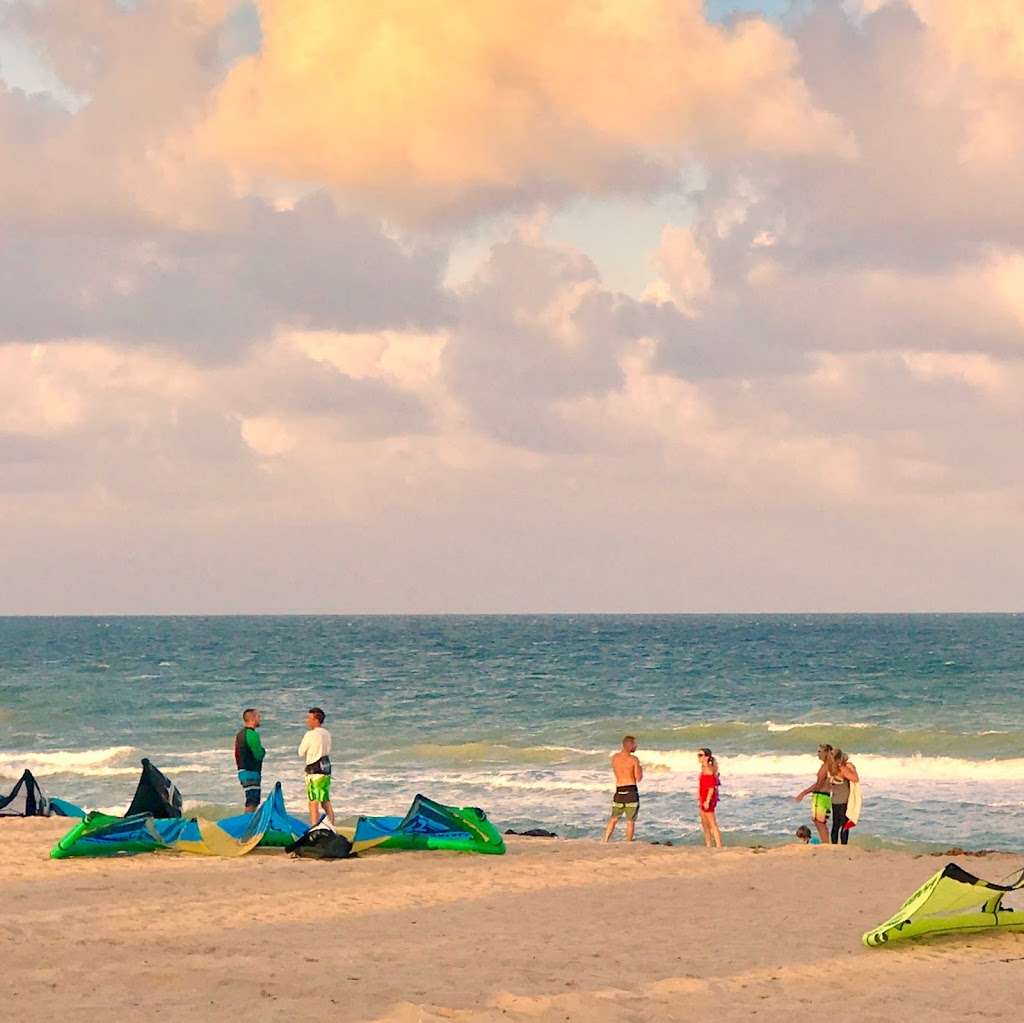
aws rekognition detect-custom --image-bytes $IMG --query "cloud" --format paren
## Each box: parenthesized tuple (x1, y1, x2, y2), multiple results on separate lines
(442, 233, 635, 449)
(4, 0, 1024, 612)
(0, 331, 436, 505)
(0, 192, 452, 359)
(0, 0, 235, 229)
(202, 0, 851, 219)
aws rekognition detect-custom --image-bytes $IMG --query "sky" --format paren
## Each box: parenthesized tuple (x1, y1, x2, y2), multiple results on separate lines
(1, 0, 1023, 614)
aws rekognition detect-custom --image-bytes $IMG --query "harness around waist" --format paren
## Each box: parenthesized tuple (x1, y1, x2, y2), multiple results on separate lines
(304, 756, 332, 776)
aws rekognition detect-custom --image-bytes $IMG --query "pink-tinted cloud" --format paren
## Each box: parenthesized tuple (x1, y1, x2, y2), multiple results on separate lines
(3, 0, 1024, 612)
(202, 0, 851, 219)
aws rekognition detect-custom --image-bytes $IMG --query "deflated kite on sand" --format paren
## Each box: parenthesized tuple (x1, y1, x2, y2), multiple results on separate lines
(863, 862, 1024, 946)
(51, 781, 308, 858)
(50, 773, 506, 859)
(0, 769, 86, 818)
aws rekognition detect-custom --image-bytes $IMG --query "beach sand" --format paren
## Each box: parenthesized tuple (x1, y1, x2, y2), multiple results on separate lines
(4, 820, 1023, 1022)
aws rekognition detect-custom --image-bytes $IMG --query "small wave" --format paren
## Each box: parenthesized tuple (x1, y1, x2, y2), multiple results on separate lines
(0, 746, 136, 777)
(476, 775, 608, 794)
(641, 749, 1024, 783)
(764, 720, 843, 732)
(391, 741, 591, 766)
(640, 720, 1024, 758)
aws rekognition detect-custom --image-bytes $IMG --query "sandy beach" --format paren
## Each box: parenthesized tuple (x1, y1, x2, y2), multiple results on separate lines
(4, 821, 1023, 1023)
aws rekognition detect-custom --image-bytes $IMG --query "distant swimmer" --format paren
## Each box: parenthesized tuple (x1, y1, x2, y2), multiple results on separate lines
(299, 706, 335, 827)
(603, 735, 643, 843)
(697, 747, 722, 848)
(234, 708, 265, 812)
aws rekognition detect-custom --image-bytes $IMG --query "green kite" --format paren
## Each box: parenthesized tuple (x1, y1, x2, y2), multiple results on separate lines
(863, 862, 1024, 947)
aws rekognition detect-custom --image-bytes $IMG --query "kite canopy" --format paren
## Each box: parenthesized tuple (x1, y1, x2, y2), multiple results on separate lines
(335, 794, 506, 855)
(863, 862, 1024, 946)
(51, 790, 504, 858)
(125, 758, 183, 818)
(50, 782, 307, 859)
(0, 769, 86, 818)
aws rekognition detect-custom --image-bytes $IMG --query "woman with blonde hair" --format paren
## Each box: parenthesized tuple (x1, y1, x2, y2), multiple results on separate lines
(697, 748, 722, 848)
(830, 749, 860, 845)
(795, 743, 836, 844)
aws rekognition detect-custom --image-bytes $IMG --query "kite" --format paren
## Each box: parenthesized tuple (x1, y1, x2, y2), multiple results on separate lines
(863, 862, 1024, 946)
(0, 769, 86, 818)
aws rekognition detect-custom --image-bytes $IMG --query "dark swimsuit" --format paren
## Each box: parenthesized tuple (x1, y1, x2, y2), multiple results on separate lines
(613, 784, 639, 805)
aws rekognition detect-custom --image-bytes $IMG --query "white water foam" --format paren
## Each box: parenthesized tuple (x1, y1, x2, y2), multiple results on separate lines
(641, 749, 1024, 783)
(0, 746, 137, 777)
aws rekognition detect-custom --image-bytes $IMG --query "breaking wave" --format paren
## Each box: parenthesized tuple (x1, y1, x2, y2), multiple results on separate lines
(642, 750, 1024, 783)
(0, 746, 137, 778)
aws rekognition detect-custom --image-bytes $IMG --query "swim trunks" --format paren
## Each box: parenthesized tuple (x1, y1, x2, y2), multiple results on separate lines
(306, 774, 332, 804)
(611, 784, 639, 820)
(237, 769, 261, 809)
(810, 791, 832, 822)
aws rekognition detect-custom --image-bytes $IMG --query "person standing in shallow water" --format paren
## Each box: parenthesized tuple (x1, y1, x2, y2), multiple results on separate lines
(795, 743, 835, 844)
(830, 749, 859, 845)
(603, 735, 643, 842)
(697, 748, 722, 848)
(234, 708, 265, 812)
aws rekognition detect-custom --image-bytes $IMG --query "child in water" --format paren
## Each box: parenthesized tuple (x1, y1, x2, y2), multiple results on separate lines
(697, 748, 722, 848)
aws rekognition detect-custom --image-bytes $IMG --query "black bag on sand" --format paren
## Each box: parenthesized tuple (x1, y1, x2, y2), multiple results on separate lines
(286, 827, 354, 860)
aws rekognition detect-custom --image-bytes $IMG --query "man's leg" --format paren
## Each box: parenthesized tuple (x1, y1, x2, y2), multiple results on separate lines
(624, 803, 638, 842)
(308, 800, 319, 826)
(602, 815, 619, 842)
(813, 818, 830, 844)
(239, 771, 260, 812)
(322, 798, 336, 826)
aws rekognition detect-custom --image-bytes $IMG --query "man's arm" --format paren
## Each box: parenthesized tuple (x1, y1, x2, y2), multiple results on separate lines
(298, 732, 309, 759)
(632, 756, 643, 784)
(246, 728, 265, 764)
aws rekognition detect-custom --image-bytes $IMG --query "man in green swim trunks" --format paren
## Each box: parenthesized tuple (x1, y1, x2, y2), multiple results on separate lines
(298, 706, 335, 826)
(603, 735, 643, 842)
(795, 743, 834, 844)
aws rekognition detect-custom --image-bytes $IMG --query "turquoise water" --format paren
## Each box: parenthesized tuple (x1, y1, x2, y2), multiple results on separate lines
(2, 615, 1023, 847)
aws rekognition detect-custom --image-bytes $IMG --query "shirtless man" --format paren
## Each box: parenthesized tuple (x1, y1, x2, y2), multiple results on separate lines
(603, 735, 643, 842)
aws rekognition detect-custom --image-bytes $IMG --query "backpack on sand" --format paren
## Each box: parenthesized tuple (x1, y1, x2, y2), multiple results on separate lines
(286, 826, 354, 860)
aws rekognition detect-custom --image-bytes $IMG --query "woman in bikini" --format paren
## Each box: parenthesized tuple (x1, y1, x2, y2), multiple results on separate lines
(697, 748, 722, 848)
(795, 743, 836, 844)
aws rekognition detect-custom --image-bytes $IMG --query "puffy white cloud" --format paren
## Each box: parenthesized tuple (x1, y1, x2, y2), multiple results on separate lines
(202, 0, 851, 219)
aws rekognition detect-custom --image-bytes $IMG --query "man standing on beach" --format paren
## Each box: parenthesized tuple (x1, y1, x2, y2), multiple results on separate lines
(234, 708, 265, 812)
(603, 735, 643, 842)
(299, 707, 335, 826)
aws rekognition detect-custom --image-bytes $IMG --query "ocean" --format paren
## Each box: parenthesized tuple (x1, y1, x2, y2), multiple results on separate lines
(2, 614, 1023, 849)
